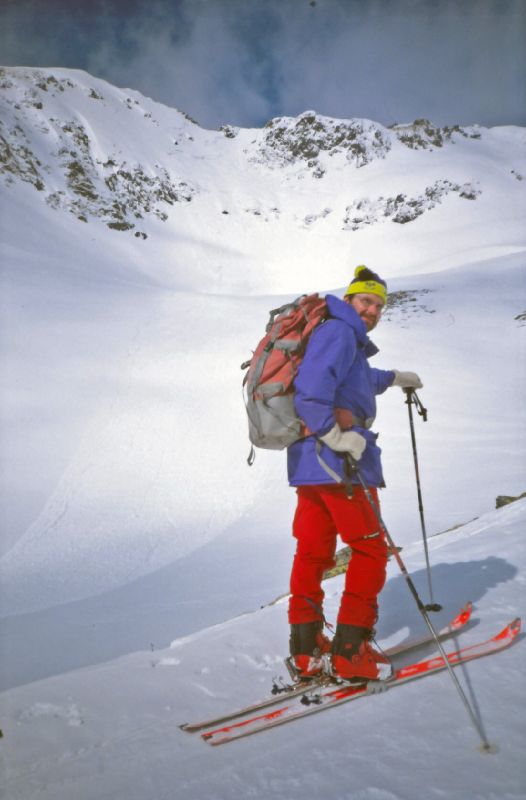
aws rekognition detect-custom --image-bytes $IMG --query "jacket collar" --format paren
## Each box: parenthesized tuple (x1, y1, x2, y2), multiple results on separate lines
(325, 294, 379, 356)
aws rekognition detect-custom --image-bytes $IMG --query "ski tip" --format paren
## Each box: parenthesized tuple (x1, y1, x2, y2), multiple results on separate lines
(496, 617, 521, 641)
(180, 722, 202, 733)
(453, 601, 473, 626)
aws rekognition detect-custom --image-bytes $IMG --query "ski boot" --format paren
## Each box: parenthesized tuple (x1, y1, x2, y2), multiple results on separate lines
(331, 624, 392, 682)
(289, 621, 332, 679)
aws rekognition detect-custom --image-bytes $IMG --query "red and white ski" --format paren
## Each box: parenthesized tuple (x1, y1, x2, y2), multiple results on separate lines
(180, 602, 472, 734)
(200, 617, 520, 746)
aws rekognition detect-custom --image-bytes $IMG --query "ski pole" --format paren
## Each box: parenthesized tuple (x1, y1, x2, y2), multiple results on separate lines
(403, 388, 442, 612)
(344, 457, 494, 753)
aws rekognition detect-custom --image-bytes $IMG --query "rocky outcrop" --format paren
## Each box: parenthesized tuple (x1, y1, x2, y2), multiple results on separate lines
(0, 68, 195, 235)
(343, 180, 481, 230)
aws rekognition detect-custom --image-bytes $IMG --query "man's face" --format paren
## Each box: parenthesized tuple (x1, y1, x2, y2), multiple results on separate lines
(348, 293, 385, 331)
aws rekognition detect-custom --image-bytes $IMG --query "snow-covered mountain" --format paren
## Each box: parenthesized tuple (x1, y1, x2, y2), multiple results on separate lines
(1, 63, 525, 800)
(0, 68, 524, 619)
(2, 65, 524, 294)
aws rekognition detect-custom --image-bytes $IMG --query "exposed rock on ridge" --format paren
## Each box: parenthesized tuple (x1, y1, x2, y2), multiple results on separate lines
(0, 67, 498, 240)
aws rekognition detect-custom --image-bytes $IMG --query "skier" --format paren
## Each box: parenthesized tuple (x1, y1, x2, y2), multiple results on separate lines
(287, 266, 422, 681)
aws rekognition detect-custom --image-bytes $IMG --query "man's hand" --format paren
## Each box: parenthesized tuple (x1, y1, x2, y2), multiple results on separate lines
(392, 370, 423, 389)
(319, 425, 366, 460)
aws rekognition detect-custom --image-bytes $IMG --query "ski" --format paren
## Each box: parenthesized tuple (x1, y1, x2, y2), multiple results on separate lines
(180, 601, 472, 733)
(200, 617, 520, 746)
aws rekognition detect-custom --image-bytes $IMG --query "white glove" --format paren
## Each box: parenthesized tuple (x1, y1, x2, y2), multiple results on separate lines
(392, 370, 423, 389)
(319, 424, 366, 460)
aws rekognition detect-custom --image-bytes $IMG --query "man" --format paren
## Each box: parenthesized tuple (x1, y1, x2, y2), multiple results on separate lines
(287, 265, 422, 682)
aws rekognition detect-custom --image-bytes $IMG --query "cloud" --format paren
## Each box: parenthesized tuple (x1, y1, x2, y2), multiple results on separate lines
(85, 1, 275, 127)
(265, 0, 526, 126)
(1, 0, 525, 128)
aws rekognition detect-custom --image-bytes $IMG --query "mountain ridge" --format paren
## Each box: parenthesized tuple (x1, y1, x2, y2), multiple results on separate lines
(2, 66, 521, 246)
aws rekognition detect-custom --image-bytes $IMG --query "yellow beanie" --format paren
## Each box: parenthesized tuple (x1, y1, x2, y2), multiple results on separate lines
(344, 265, 387, 303)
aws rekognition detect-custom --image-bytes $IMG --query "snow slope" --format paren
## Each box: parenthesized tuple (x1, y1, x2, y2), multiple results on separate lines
(0, 62, 525, 800)
(0, 65, 525, 686)
(1, 67, 525, 610)
(1, 249, 524, 620)
(1, 499, 525, 800)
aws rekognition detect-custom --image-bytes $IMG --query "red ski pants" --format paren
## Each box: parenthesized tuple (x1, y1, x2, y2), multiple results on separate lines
(288, 484, 388, 629)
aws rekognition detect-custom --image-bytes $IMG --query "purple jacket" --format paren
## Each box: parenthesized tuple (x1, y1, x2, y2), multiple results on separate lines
(287, 294, 394, 487)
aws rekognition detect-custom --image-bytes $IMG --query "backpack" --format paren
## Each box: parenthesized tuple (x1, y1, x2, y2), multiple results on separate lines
(242, 293, 328, 461)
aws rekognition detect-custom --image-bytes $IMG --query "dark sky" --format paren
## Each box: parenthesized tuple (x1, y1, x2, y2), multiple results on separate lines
(1, 0, 525, 130)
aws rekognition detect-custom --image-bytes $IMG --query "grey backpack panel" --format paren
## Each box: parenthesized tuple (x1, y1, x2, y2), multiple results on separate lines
(246, 394, 302, 450)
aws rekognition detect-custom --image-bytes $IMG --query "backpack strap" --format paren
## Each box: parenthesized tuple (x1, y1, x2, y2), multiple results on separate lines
(315, 438, 345, 485)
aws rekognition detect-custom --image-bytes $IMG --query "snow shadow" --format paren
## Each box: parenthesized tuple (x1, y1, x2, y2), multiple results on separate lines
(377, 556, 518, 640)
(0, 527, 293, 691)
(0, 553, 517, 691)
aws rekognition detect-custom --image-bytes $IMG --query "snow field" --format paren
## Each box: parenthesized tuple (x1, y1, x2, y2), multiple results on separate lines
(1, 500, 525, 800)
(1, 66, 525, 800)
